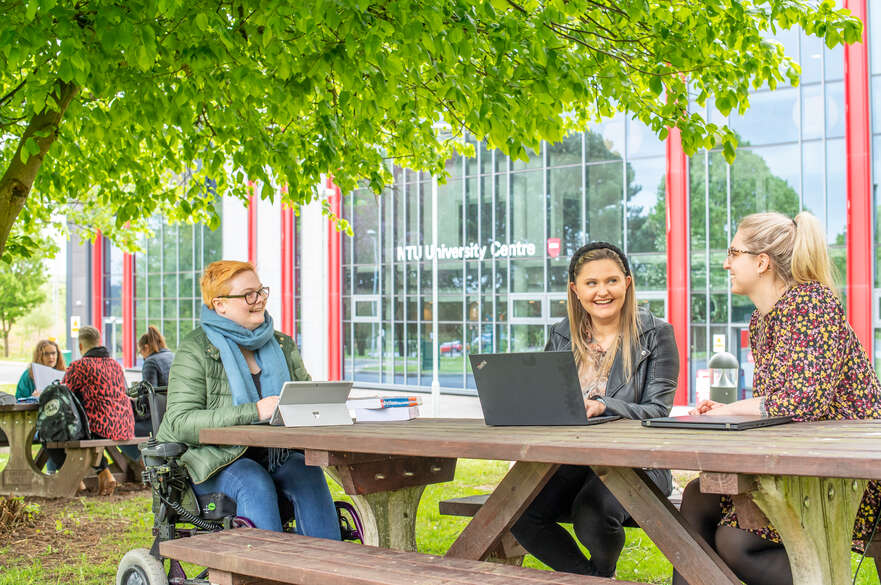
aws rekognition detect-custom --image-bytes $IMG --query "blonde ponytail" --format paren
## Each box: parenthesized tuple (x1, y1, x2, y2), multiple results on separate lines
(790, 212, 836, 291)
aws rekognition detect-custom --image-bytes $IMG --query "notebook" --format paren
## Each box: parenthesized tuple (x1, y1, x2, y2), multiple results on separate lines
(642, 414, 793, 430)
(469, 351, 620, 426)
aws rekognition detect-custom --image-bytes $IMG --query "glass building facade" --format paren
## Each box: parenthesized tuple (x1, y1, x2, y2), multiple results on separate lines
(342, 121, 669, 392)
(688, 26, 850, 398)
(342, 22, 881, 397)
(132, 215, 224, 362)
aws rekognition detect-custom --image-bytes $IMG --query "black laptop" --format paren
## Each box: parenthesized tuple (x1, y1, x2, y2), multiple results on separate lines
(469, 352, 620, 426)
(642, 414, 793, 430)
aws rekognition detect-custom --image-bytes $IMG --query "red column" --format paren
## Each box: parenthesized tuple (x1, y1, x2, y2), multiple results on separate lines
(327, 176, 342, 381)
(91, 231, 104, 334)
(281, 197, 295, 336)
(844, 0, 873, 357)
(666, 129, 690, 405)
(247, 181, 257, 266)
(122, 252, 134, 367)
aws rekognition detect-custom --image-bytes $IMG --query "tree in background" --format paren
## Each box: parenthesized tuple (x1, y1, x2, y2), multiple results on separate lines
(0, 253, 48, 357)
(0, 1, 861, 259)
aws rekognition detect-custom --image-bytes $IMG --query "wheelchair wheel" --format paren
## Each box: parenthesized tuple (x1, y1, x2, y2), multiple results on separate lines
(336, 501, 363, 543)
(116, 548, 168, 585)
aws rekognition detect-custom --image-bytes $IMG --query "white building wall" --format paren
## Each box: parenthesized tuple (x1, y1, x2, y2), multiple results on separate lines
(256, 191, 282, 326)
(299, 196, 330, 381)
(220, 188, 330, 380)
(221, 195, 249, 262)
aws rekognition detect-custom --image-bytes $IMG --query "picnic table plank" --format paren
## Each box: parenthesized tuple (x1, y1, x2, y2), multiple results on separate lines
(200, 419, 881, 480)
(197, 419, 881, 585)
(44, 437, 149, 448)
(161, 528, 641, 585)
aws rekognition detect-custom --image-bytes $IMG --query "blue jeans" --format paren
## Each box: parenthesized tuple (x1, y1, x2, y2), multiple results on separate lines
(193, 450, 340, 538)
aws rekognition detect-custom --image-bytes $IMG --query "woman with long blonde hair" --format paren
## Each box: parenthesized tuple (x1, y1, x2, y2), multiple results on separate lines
(16, 339, 66, 399)
(511, 242, 679, 577)
(675, 212, 881, 585)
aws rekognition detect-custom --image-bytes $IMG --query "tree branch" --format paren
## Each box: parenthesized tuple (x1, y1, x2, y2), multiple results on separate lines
(0, 80, 27, 109)
(0, 80, 79, 258)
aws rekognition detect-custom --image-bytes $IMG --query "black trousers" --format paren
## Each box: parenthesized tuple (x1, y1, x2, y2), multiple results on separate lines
(511, 465, 671, 577)
(672, 478, 792, 585)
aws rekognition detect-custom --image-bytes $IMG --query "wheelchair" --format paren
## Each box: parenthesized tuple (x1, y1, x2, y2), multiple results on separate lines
(116, 383, 364, 585)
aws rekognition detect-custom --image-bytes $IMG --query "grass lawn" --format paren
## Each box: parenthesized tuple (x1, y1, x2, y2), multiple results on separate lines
(0, 459, 878, 584)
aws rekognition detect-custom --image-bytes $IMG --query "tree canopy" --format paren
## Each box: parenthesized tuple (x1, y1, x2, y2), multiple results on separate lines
(0, 0, 862, 258)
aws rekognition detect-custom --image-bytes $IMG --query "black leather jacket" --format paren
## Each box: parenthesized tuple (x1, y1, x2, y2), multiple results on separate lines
(544, 309, 679, 420)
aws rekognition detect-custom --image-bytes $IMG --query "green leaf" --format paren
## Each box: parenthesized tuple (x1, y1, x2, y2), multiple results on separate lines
(649, 75, 663, 97)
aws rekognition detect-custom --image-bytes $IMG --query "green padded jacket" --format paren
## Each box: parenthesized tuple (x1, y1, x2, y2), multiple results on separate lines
(155, 326, 310, 484)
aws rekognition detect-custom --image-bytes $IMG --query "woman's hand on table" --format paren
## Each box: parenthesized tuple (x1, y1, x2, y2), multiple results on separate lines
(584, 398, 607, 418)
(256, 395, 280, 420)
(689, 400, 724, 416)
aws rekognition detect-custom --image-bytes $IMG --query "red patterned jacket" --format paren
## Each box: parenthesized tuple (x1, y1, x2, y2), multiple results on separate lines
(63, 347, 134, 441)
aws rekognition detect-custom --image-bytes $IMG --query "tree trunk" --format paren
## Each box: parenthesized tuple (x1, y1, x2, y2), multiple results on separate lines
(0, 80, 79, 258)
(3, 330, 8, 358)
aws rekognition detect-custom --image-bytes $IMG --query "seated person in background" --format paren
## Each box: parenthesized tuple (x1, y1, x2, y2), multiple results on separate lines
(138, 325, 174, 388)
(16, 339, 66, 399)
(510, 242, 679, 578)
(156, 260, 340, 538)
(49, 326, 135, 495)
(673, 212, 881, 585)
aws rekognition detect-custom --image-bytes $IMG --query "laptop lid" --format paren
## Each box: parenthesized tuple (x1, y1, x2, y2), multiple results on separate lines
(469, 351, 619, 426)
(269, 381, 354, 427)
(642, 415, 793, 431)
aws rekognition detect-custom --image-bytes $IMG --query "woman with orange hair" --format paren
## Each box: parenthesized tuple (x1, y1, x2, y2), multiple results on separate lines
(156, 260, 339, 538)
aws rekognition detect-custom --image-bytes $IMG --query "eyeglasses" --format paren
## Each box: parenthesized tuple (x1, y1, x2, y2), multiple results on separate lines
(727, 247, 758, 259)
(216, 286, 270, 305)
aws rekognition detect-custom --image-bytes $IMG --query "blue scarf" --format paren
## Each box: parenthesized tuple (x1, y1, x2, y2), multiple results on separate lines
(200, 306, 291, 406)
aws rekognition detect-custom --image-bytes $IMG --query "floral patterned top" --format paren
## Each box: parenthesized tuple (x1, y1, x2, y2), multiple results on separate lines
(578, 342, 609, 399)
(720, 281, 881, 551)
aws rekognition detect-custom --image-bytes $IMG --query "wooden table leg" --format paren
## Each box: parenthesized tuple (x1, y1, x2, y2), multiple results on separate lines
(446, 461, 558, 561)
(749, 475, 867, 585)
(306, 451, 456, 552)
(593, 466, 741, 585)
(0, 409, 96, 497)
(327, 470, 425, 551)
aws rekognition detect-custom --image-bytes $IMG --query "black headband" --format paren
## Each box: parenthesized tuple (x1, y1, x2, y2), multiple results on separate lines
(568, 242, 631, 282)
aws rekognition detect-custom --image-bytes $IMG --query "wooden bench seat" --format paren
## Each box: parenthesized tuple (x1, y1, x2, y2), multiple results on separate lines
(439, 493, 682, 518)
(160, 527, 640, 585)
(43, 436, 150, 488)
(44, 437, 149, 449)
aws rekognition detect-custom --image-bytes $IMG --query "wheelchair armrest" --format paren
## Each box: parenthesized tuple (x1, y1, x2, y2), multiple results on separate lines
(141, 441, 188, 459)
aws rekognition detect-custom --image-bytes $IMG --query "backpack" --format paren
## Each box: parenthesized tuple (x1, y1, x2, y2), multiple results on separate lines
(36, 381, 92, 442)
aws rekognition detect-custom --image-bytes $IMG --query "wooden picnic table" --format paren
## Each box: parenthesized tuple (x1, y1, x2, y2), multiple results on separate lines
(200, 418, 881, 585)
(0, 403, 146, 497)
